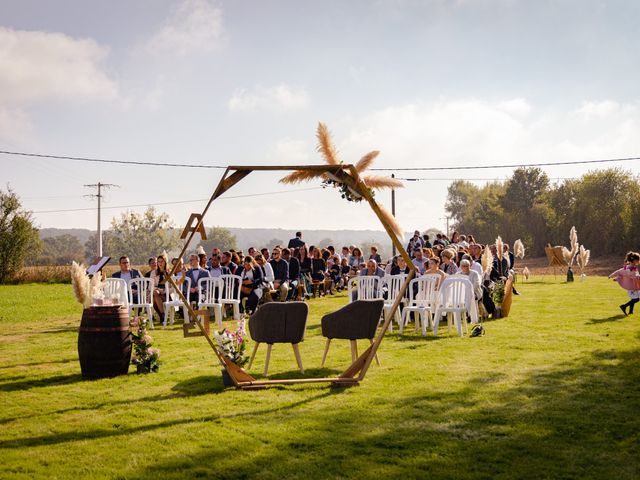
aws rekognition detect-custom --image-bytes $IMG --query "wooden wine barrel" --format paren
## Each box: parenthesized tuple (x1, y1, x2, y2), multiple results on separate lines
(78, 306, 132, 379)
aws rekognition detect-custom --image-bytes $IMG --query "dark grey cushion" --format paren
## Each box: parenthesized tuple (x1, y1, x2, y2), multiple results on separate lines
(248, 302, 308, 344)
(321, 299, 384, 340)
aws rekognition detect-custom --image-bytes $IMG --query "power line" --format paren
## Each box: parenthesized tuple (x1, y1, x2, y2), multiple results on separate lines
(30, 187, 323, 214)
(2, 148, 639, 171)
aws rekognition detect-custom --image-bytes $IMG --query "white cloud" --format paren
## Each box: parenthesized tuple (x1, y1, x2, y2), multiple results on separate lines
(144, 0, 224, 56)
(0, 27, 117, 104)
(269, 138, 310, 163)
(0, 107, 32, 144)
(497, 98, 532, 118)
(575, 100, 619, 117)
(228, 84, 310, 112)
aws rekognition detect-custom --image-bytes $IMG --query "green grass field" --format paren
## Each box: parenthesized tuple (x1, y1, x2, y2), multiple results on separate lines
(1, 277, 639, 479)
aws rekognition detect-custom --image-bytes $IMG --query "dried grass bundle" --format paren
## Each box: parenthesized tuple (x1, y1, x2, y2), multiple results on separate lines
(316, 122, 340, 165)
(514, 239, 525, 259)
(495, 236, 504, 260)
(578, 245, 591, 272)
(378, 203, 404, 241)
(87, 274, 103, 308)
(481, 246, 494, 275)
(562, 246, 573, 266)
(361, 175, 404, 190)
(522, 266, 530, 281)
(355, 151, 379, 173)
(279, 169, 327, 185)
(71, 261, 89, 306)
(569, 226, 578, 266)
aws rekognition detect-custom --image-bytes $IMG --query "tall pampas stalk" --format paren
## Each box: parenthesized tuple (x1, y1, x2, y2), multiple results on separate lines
(514, 239, 525, 259)
(481, 245, 494, 276)
(71, 261, 89, 307)
(495, 236, 504, 260)
(562, 246, 573, 266)
(361, 175, 404, 189)
(569, 226, 578, 266)
(522, 266, 530, 281)
(316, 122, 340, 165)
(355, 151, 379, 173)
(279, 169, 327, 185)
(577, 245, 590, 274)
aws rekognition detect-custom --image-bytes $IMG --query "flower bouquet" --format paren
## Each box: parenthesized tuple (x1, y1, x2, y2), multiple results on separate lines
(130, 317, 161, 373)
(213, 317, 249, 368)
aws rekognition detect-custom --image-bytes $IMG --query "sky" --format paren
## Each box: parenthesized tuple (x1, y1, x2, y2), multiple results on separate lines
(1, 0, 639, 238)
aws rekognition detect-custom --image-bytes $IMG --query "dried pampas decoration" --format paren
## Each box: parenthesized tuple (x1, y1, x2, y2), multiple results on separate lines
(577, 245, 590, 273)
(88, 274, 103, 308)
(481, 245, 494, 275)
(71, 261, 89, 306)
(522, 266, 530, 281)
(514, 239, 525, 259)
(495, 236, 504, 260)
(378, 204, 404, 241)
(316, 122, 340, 165)
(569, 226, 578, 266)
(561, 246, 573, 266)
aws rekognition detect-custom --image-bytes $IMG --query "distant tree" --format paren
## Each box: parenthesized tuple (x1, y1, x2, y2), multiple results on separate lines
(28, 234, 84, 266)
(84, 207, 179, 265)
(0, 188, 41, 283)
(199, 226, 237, 254)
(318, 238, 335, 248)
(266, 238, 284, 250)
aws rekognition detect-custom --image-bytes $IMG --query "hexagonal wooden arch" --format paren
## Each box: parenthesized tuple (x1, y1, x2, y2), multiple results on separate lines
(165, 164, 416, 389)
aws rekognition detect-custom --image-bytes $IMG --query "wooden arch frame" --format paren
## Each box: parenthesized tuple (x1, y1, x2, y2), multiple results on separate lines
(165, 164, 416, 389)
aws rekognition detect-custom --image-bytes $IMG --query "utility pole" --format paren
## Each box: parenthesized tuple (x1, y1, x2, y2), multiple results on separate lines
(84, 182, 118, 258)
(391, 174, 396, 257)
(440, 216, 450, 238)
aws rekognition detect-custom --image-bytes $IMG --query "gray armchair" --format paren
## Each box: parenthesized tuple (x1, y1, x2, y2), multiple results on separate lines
(247, 302, 308, 376)
(321, 299, 384, 367)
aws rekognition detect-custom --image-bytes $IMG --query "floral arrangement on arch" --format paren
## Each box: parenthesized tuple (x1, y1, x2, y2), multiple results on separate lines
(130, 317, 161, 373)
(213, 317, 249, 367)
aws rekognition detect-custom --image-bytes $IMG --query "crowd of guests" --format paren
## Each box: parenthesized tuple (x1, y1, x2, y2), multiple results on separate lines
(111, 230, 518, 320)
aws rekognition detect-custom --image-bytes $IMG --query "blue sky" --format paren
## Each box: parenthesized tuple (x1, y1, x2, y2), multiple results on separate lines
(1, 0, 639, 236)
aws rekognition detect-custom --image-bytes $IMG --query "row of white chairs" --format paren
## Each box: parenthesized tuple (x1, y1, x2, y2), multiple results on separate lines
(103, 275, 243, 329)
(348, 274, 479, 337)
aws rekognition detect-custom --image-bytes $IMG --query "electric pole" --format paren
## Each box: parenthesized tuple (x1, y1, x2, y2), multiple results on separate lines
(391, 173, 397, 257)
(85, 182, 118, 258)
(440, 216, 450, 238)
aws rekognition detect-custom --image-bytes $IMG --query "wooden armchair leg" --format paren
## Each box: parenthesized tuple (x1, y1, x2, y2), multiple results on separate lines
(321, 338, 331, 367)
(369, 338, 381, 366)
(264, 344, 273, 377)
(292, 343, 304, 373)
(248, 342, 260, 370)
(350, 340, 358, 363)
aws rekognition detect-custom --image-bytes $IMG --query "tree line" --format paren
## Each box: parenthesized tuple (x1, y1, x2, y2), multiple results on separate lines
(445, 167, 640, 256)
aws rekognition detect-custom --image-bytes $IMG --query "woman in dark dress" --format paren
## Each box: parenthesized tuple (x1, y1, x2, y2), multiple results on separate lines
(239, 255, 263, 314)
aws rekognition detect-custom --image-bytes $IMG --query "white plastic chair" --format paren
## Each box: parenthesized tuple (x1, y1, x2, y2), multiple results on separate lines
(198, 277, 223, 327)
(128, 277, 153, 325)
(348, 276, 383, 302)
(103, 278, 129, 309)
(400, 274, 439, 336)
(163, 276, 191, 327)
(218, 274, 242, 320)
(432, 277, 478, 337)
(382, 274, 408, 331)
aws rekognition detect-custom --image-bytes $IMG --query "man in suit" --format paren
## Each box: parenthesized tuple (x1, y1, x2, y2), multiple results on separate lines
(186, 253, 210, 304)
(282, 247, 300, 300)
(287, 231, 305, 249)
(269, 247, 290, 301)
(220, 251, 238, 275)
(112, 256, 142, 303)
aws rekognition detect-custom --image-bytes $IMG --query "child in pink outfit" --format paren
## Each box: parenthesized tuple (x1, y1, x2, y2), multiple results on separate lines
(609, 251, 640, 316)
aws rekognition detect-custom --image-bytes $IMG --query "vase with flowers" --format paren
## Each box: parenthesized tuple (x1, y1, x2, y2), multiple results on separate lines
(213, 316, 249, 386)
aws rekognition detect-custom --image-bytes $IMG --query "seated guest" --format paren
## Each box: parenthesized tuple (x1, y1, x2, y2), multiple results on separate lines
(186, 253, 210, 304)
(255, 254, 274, 290)
(360, 259, 385, 278)
(412, 248, 427, 275)
(220, 251, 238, 275)
(407, 230, 424, 254)
(461, 254, 483, 278)
(311, 248, 327, 282)
(341, 246, 351, 261)
(207, 247, 221, 268)
(390, 255, 411, 275)
(269, 248, 290, 302)
(150, 253, 169, 318)
(287, 231, 305, 249)
(328, 255, 342, 290)
(369, 246, 382, 264)
(112, 256, 142, 303)
(260, 247, 270, 263)
(441, 248, 459, 275)
(282, 248, 301, 300)
(348, 247, 364, 271)
(422, 234, 432, 248)
(239, 256, 263, 313)
(170, 257, 187, 294)
(208, 253, 230, 277)
(144, 257, 157, 278)
(247, 247, 257, 258)
(425, 257, 446, 288)
(458, 259, 482, 300)
(198, 253, 208, 269)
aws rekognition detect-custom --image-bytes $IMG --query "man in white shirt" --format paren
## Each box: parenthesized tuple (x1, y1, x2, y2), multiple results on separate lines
(411, 248, 427, 275)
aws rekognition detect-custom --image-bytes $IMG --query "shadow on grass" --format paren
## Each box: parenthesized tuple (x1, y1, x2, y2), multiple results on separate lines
(587, 314, 627, 324)
(0, 373, 84, 392)
(0, 358, 77, 370)
(0, 390, 339, 449)
(125, 346, 640, 479)
(37, 326, 79, 335)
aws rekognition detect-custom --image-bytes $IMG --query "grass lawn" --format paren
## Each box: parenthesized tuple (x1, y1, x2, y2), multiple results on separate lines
(0, 277, 639, 479)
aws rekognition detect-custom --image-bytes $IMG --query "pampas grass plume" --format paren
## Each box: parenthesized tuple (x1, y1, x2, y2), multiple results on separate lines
(514, 239, 525, 259)
(355, 151, 379, 173)
(522, 266, 530, 281)
(316, 122, 340, 165)
(495, 236, 504, 260)
(578, 245, 591, 272)
(562, 246, 573, 266)
(362, 175, 404, 190)
(481, 246, 494, 275)
(71, 261, 89, 306)
(378, 204, 404, 241)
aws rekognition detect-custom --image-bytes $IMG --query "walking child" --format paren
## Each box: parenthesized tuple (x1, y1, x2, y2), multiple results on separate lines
(608, 251, 640, 316)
